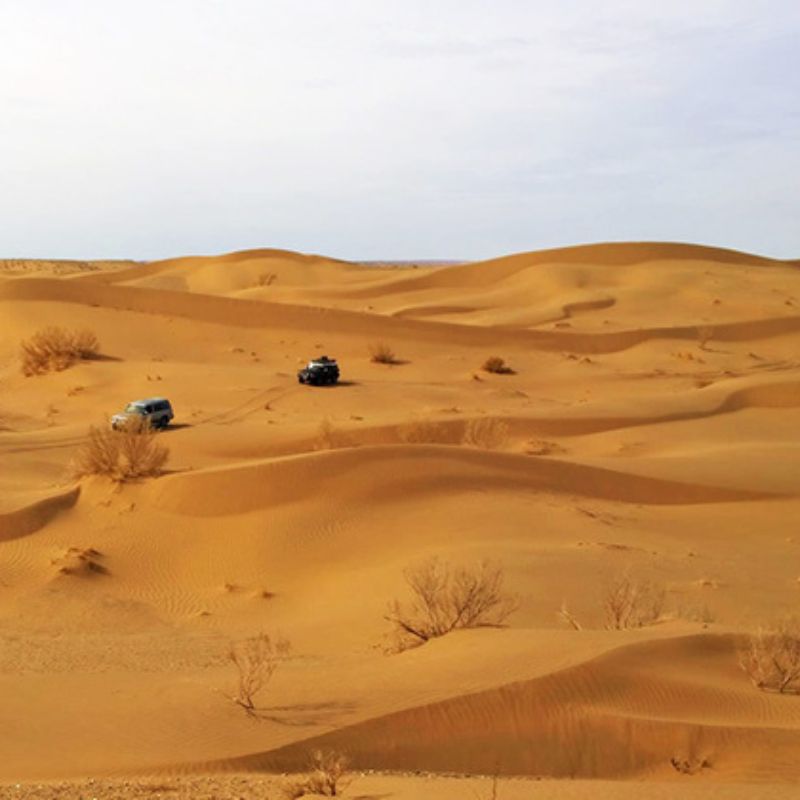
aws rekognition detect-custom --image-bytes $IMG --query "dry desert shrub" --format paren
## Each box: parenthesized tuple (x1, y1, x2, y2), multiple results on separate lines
(603, 574, 665, 630)
(20, 326, 100, 376)
(72, 418, 169, 482)
(739, 618, 800, 694)
(482, 355, 514, 374)
(229, 632, 291, 716)
(462, 417, 509, 450)
(557, 602, 583, 631)
(385, 558, 518, 651)
(369, 341, 397, 364)
(71, 328, 100, 358)
(696, 324, 714, 350)
(283, 750, 350, 798)
(256, 271, 277, 287)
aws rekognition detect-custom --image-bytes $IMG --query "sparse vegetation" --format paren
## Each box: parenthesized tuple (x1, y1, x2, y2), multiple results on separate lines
(229, 632, 291, 716)
(462, 417, 509, 450)
(256, 272, 277, 287)
(385, 558, 518, 651)
(557, 602, 583, 631)
(283, 749, 350, 798)
(20, 326, 100, 376)
(696, 325, 714, 350)
(481, 356, 514, 374)
(739, 618, 800, 694)
(603, 574, 665, 630)
(369, 341, 397, 364)
(72, 417, 169, 482)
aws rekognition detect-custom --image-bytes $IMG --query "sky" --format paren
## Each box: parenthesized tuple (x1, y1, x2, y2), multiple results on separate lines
(1, 0, 798, 261)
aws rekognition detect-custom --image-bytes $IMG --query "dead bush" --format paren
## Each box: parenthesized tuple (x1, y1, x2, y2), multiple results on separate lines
(696, 325, 714, 350)
(603, 574, 665, 630)
(72, 418, 169, 482)
(482, 356, 514, 374)
(20, 326, 100, 376)
(385, 558, 518, 651)
(71, 328, 100, 358)
(256, 272, 277, 287)
(557, 602, 583, 631)
(283, 749, 350, 798)
(462, 417, 509, 450)
(229, 632, 291, 716)
(369, 341, 397, 364)
(739, 618, 800, 694)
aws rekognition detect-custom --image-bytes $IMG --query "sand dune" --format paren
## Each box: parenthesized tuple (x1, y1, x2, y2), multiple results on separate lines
(146, 445, 772, 522)
(4, 273, 800, 355)
(2, 241, 800, 797)
(0, 486, 80, 541)
(228, 634, 800, 780)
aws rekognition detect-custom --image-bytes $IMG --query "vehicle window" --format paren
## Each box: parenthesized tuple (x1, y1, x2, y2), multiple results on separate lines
(125, 403, 144, 414)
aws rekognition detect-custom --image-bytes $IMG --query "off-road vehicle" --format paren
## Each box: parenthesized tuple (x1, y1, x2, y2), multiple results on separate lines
(297, 356, 339, 386)
(111, 397, 174, 430)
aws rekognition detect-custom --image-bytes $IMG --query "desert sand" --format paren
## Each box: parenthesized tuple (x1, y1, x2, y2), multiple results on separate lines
(1, 242, 800, 797)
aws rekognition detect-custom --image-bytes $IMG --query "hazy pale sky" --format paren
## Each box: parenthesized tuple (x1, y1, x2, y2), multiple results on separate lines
(1, 1, 798, 260)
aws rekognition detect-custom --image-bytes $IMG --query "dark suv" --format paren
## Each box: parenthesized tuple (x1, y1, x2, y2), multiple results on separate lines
(297, 356, 340, 386)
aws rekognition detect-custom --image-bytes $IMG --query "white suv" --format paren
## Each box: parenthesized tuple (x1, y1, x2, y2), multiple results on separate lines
(111, 397, 174, 430)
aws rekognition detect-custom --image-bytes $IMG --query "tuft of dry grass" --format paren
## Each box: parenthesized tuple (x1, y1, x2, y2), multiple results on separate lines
(283, 750, 350, 798)
(481, 356, 514, 375)
(462, 417, 509, 450)
(229, 632, 291, 716)
(603, 574, 665, 630)
(385, 558, 518, 651)
(256, 272, 277, 287)
(739, 618, 800, 693)
(557, 602, 583, 631)
(72, 417, 168, 482)
(369, 341, 397, 364)
(20, 326, 100, 376)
